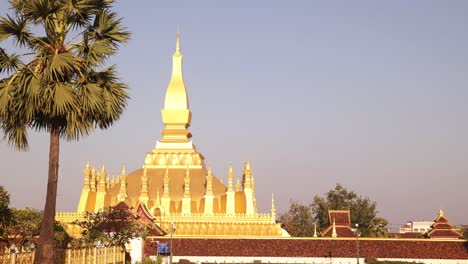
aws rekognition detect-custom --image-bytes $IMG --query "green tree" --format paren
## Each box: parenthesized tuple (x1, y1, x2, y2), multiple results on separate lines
(75, 207, 149, 246)
(311, 184, 388, 237)
(0, 186, 13, 243)
(0, 1, 130, 262)
(6, 208, 43, 248)
(279, 200, 315, 237)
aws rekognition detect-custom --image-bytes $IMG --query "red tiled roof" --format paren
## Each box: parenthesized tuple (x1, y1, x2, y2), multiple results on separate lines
(328, 210, 351, 226)
(321, 226, 356, 238)
(427, 211, 462, 239)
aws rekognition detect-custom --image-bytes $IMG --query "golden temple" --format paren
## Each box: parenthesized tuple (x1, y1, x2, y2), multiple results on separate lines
(57, 33, 286, 237)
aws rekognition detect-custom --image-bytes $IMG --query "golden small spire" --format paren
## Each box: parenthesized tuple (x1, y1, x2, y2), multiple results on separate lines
(101, 163, 106, 174)
(121, 163, 126, 177)
(140, 166, 149, 204)
(236, 177, 241, 192)
(184, 165, 191, 197)
(91, 166, 97, 192)
(206, 166, 213, 196)
(332, 218, 337, 238)
(176, 30, 180, 54)
(438, 209, 445, 217)
(313, 224, 318, 238)
(117, 171, 127, 201)
(163, 166, 170, 198)
(83, 162, 91, 190)
(227, 162, 234, 192)
(271, 193, 276, 212)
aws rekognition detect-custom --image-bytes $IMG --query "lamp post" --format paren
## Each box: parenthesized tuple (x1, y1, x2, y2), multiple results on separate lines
(355, 223, 360, 264)
(169, 222, 176, 264)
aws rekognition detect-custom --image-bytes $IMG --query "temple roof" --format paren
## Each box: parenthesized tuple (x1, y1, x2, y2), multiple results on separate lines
(426, 210, 462, 239)
(321, 210, 356, 238)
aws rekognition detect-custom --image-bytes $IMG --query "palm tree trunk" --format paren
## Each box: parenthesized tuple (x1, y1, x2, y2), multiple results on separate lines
(34, 126, 60, 264)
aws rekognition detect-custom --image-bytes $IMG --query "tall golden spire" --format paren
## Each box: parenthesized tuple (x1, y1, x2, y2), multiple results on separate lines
(158, 31, 192, 145)
(146, 31, 205, 170)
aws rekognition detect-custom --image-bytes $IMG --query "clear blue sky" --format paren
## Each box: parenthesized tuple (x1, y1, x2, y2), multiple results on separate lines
(1, 1, 467, 230)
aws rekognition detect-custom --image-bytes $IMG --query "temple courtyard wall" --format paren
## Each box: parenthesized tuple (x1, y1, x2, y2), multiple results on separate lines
(144, 237, 468, 264)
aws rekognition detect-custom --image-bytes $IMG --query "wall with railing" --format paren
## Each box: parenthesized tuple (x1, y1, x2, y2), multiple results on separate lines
(0, 245, 126, 264)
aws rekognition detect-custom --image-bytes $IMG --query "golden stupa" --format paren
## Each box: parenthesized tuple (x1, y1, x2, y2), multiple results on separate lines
(57, 33, 286, 237)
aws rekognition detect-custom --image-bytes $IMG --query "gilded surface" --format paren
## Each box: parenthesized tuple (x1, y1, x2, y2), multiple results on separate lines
(57, 33, 286, 237)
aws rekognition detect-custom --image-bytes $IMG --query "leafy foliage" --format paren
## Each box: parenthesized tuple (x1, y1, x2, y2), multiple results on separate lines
(279, 184, 388, 237)
(278, 200, 315, 237)
(75, 207, 148, 246)
(0, 186, 13, 240)
(0, 1, 130, 261)
(0, 0, 131, 146)
(8, 208, 43, 246)
(311, 184, 388, 237)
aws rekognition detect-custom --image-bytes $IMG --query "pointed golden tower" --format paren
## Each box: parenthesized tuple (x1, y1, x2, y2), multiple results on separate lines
(226, 163, 235, 215)
(77, 162, 91, 213)
(140, 166, 149, 205)
(144, 32, 204, 169)
(270, 193, 276, 223)
(204, 167, 215, 215)
(243, 161, 255, 215)
(94, 164, 107, 212)
(90, 166, 97, 192)
(117, 164, 127, 202)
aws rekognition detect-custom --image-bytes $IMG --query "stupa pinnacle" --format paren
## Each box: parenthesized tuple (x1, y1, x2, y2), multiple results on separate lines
(146, 32, 204, 169)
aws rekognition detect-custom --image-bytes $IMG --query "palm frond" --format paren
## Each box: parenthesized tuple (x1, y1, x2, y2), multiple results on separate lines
(0, 48, 23, 75)
(0, 15, 32, 47)
(42, 52, 76, 81)
(89, 10, 130, 46)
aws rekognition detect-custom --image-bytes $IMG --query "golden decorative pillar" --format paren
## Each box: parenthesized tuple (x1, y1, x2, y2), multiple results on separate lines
(77, 162, 91, 213)
(161, 167, 171, 213)
(140, 167, 149, 205)
(182, 166, 192, 215)
(90, 166, 97, 192)
(204, 167, 214, 215)
(271, 193, 276, 223)
(117, 163, 127, 202)
(94, 164, 107, 212)
(243, 161, 255, 215)
(226, 163, 235, 215)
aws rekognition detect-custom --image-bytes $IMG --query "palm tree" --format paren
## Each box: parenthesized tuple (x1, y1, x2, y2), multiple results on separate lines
(0, 0, 130, 262)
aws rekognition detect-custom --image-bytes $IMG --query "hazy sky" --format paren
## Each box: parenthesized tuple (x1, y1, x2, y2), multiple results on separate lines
(1, 1, 467, 231)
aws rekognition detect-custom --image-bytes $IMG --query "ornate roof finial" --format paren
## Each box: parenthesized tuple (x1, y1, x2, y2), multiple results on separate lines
(227, 162, 234, 192)
(101, 163, 105, 173)
(439, 209, 445, 217)
(332, 218, 337, 238)
(271, 193, 276, 212)
(176, 29, 180, 53)
(121, 163, 126, 176)
(313, 223, 318, 238)
(236, 177, 241, 192)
